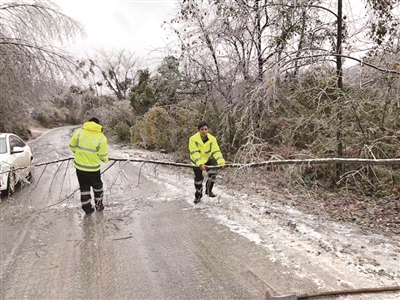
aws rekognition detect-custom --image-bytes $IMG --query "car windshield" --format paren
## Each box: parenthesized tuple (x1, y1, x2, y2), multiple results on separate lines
(0, 138, 6, 154)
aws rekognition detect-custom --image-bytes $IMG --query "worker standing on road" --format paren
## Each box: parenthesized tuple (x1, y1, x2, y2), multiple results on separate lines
(189, 121, 226, 204)
(69, 117, 109, 215)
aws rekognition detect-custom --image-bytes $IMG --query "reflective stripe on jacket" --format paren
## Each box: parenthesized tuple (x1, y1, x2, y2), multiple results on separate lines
(188, 132, 225, 167)
(69, 121, 109, 172)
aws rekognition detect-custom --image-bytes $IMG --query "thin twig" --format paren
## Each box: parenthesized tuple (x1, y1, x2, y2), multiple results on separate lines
(112, 235, 133, 241)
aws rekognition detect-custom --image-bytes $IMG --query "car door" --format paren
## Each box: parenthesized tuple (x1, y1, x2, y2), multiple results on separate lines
(9, 135, 30, 181)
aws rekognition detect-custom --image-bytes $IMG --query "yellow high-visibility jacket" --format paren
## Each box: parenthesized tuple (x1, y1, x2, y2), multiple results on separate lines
(69, 121, 109, 172)
(189, 132, 225, 167)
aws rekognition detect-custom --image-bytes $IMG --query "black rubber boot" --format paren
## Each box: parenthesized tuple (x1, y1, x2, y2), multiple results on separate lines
(82, 203, 95, 215)
(206, 191, 216, 197)
(205, 181, 216, 197)
(194, 192, 202, 204)
(95, 200, 104, 211)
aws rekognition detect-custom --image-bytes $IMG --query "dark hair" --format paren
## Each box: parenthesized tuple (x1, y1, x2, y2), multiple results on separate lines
(89, 117, 100, 124)
(197, 121, 208, 130)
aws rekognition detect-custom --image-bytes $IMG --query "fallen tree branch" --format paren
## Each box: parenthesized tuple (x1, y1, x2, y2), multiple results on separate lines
(33, 156, 400, 170)
(35, 156, 400, 208)
(224, 157, 400, 168)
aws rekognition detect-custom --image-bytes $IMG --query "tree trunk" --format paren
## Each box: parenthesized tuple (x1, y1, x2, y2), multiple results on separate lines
(335, 0, 343, 178)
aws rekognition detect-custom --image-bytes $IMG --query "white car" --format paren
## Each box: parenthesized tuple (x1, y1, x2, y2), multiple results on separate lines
(0, 133, 34, 196)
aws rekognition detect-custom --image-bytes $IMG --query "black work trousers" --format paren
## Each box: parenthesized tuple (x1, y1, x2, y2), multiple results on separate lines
(192, 157, 218, 200)
(76, 169, 103, 209)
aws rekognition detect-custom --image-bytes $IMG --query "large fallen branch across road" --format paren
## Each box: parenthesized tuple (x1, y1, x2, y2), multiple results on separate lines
(34, 156, 400, 209)
(26, 156, 400, 209)
(32, 157, 400, 169)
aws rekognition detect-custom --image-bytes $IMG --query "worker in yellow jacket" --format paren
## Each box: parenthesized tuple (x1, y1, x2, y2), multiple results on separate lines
(69, 117, 109, 215)
(189, 121, 225, 204)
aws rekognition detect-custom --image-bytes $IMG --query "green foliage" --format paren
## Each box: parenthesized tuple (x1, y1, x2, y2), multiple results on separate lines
(157, 56, 180, 81)
(131, 106, 171, 150)
(130, 99, 201, 159)
(154, 56, 182, 106)
(129, 59, 182, 116)
(114, 122, 131, 142)
(167, 100, 200, 158)
(129, 69, 157, 115)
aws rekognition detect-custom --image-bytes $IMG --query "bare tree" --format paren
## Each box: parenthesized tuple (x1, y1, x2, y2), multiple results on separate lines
(169, 1, 400, 136)
(166, 0, 328, 152)
(83, 49, 140, 100)
(0, 0, 84, 132)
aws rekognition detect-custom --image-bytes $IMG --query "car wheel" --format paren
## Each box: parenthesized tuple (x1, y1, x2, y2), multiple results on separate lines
(6, 171, 16, 195)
